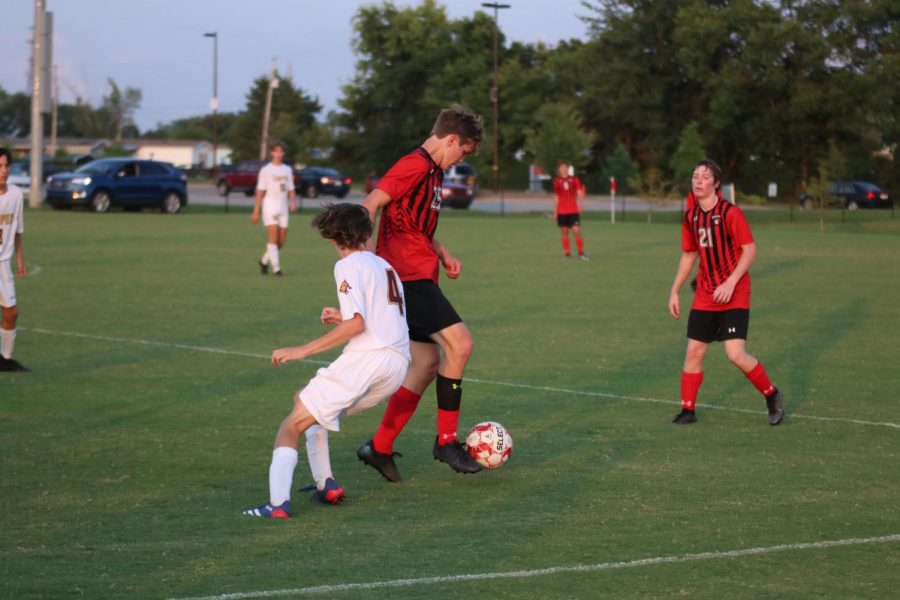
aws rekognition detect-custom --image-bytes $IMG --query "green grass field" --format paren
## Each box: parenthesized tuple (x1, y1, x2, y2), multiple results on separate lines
(3, 206, 899, 599)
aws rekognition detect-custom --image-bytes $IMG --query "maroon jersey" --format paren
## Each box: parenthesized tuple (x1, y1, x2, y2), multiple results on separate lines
(375, 148, 444, 283)
(682, 198, 754, 311)
(553, 175, 583, 215)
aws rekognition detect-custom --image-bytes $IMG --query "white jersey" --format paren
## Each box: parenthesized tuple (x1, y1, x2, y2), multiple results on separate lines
(0, 184, 25, 262)
(256, 163, 294, 212)
(335, 251, 410, 359)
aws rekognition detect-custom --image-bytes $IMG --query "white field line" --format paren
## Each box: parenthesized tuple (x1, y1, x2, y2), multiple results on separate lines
(21, 326, 900, 430)
(167, 534, 900, 600)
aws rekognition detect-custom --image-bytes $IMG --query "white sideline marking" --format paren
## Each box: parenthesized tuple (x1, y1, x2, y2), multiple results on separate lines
(20, 327, 900, 430)
(167, 534, 900, 600)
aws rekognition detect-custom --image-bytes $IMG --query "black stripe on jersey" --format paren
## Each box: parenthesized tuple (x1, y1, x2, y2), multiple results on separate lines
(717, 202, 736, 275)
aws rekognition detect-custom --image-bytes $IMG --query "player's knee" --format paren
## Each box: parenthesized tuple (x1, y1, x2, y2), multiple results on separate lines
(725, 345, 747, 366)
(1, 305, 17, 328)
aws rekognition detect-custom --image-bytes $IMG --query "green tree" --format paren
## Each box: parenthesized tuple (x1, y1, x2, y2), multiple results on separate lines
(0, 87, 32, 137)
(669, 121, 706, 193)
(224, 74, 321, 164)
(601, 143, 638, 193)
(524, 102, 595, 174)
(102, 79, 142, 140)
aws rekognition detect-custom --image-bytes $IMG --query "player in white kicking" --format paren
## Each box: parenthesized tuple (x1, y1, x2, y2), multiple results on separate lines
(0, 148, 29, 372)
(243, 203, 410, 519)
(251, 141, 297, 277)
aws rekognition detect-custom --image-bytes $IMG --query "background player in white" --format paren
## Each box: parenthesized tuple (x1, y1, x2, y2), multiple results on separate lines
(251, 141, 297, 276)
(243, 203, 410, 519)
(0, 148, 28, 372)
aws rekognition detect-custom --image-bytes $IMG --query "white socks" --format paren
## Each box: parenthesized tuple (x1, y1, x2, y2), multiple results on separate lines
(305, 425, 334, 490)
(0, 328, 14, 359)
(268, 446, 298, 506)
(266, 243, 281, 272)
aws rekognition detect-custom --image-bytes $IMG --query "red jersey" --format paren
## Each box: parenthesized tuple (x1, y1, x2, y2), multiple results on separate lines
(375, 148, 444, 283)
(553, 176, 582, 215)
(682, 198, 754, 311)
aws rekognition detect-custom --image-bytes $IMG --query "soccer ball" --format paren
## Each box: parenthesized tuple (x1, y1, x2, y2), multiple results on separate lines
(465, 421, 513, 469)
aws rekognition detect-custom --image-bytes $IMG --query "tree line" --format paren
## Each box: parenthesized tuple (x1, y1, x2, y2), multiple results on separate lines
(2, 0, 896, 198)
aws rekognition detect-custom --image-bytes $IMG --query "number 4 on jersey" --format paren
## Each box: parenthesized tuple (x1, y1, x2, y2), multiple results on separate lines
(386, 268, 404, 315)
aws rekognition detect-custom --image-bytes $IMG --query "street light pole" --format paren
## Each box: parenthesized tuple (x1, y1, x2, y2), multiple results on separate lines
(260, 59, 278, 160)
(203, 32, 218, 176)
(481, 2, 510, 207)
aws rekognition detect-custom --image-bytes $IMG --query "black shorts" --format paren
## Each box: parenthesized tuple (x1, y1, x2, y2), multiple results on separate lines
(687, 309, 750, 343)
(556, 213, 581, 228)
(402, 279, 463, 343)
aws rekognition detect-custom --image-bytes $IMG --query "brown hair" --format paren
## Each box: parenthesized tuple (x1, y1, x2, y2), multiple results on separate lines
(431, 105, 484, 154)
(692, 159, 722, 188)
(311, 203, 372, 249)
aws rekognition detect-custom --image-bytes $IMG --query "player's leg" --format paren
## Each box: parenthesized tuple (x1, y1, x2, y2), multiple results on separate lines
(571, 222, 587, 259)
(674, 309, 714, 424)
(430, 322, 481, 473)
(724, 338, 783, 425)
(243, 393, 318, 519)
(264, 223, 282, 275)
(299, 425, 345, 505)
(0, 264, 26, 372)
(359, 341, 437, 481)
(559, 225, 571, 257)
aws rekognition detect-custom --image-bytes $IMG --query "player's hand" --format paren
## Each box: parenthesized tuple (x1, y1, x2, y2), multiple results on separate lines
(713, 280, 736, 304)
(668, 291, 680, 319)
(290, 201, 298, 213)
(272, 346, 305, 366)
(442, 254, 462, 279)
(320, 307, 342, 325)
(251, 210, 259, 224)
(16, 261, 27, 277)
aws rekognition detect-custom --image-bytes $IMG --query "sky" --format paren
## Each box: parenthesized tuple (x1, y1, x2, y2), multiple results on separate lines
(1, 0, 594, 133)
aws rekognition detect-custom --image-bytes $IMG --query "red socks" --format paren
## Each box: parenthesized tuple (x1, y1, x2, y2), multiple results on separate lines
(745, 362, 776, 397)
(372, 386, 421, 454)
(437, 409, 461, 445)
(561, 236, 571, 255)
(681, 371, 704, 410)
(575, 235, 584, 255)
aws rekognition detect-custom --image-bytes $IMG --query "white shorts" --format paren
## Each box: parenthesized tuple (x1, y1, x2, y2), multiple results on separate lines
(0, 261, 15, 308)
(262, 209, 289, 228)
(299, 348, 409, 432)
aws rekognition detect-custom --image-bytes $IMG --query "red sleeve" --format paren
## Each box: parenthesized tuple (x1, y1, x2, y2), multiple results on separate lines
(376, 153, 429, 200)
(682, 213, 697, 252)
(552, 177, 561, 195)
(727, 206, 754, 246)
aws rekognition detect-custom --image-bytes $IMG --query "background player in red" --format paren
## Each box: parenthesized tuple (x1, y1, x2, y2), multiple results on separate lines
(552, 161, 588, 259)
(356, 105, 485, 481)
(668, 159, 784, 425)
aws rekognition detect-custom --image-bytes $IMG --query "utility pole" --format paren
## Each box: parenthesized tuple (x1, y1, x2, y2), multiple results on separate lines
(49, 64, 58, 157)
(29, 0, 46, 208)
(204, 32, 218, 174)
(481, 2, 510, 201)
(260, 59, 278, 159)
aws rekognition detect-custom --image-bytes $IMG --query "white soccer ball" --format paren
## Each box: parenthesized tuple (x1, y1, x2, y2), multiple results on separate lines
(465, 421, 513, 469)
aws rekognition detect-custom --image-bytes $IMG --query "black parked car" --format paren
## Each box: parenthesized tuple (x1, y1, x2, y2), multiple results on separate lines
(801, 180, 892, 210)
(45, 158, 188, 213)
(297, 167, 351, 199)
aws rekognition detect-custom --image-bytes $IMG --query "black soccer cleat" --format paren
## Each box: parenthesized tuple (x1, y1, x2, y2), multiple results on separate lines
(672, 409, 697, 425)
(274, 270, 283, 277)
(259, 260, 269, 275)
(766, 389, 785, 426)
(432, 437, 483, 474)
(0, 357, 30, 372)
(357, 440, 403, 482)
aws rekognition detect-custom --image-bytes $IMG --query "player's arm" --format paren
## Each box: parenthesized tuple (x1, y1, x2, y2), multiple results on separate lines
(15, 232, 26, 277)
(251, 188, 264, 223)
(288, 188, 297, 213)
(432, 238, 461, 279)
(669, 251, 698, 319)
(577, 178, 586, 213)
(361, 188, 392, 251)
(271, 314, 365, 366)
(712, 242, 756, 304)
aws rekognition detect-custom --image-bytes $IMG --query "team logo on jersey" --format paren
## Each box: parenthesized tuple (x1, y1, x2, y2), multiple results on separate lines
(339, 280, 352, 294)
(712, 215, 722, 226)
(431, 185, 442, 210)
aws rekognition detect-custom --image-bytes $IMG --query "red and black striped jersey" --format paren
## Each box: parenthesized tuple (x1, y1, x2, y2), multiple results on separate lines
(553, 175, 583, 215)
(375, 147, 444, 283)
(682, 198, 754, 310)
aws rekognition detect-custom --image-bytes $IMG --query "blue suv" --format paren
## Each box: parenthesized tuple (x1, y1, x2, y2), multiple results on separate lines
(45, 158, 188, 213)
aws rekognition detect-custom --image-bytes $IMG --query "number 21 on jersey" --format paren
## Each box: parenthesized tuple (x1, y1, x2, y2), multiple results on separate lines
(697, 226, 713, 248)
(386, 268, 404, 315)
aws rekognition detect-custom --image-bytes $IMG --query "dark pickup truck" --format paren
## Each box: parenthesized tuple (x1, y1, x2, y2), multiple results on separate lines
(215, 160, 301, 196)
